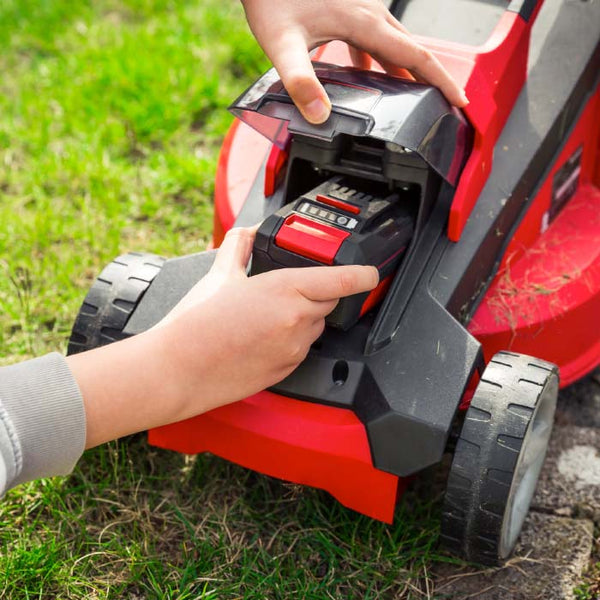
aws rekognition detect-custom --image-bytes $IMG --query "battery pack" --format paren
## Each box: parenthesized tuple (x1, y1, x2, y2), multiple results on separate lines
(251, 176, 415, 329)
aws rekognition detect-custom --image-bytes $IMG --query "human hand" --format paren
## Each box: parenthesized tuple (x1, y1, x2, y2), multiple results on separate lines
(155, 226, 378, 413)
(70, 227, 378, 448)
(240, 0, 468, 124)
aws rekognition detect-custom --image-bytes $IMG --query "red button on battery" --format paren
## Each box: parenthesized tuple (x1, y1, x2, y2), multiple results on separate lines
(275, 214, 350, 265)
(316, 194, 361, 215)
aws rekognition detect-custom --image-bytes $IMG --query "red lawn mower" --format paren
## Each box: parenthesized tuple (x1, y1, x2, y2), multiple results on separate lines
(68, 0, 600, 565)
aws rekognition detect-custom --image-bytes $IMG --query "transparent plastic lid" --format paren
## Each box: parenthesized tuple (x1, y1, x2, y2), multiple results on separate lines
(230, 63, 471, 185)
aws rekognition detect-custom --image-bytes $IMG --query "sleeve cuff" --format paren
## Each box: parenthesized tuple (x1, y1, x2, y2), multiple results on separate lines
(0, 353, 86, 489)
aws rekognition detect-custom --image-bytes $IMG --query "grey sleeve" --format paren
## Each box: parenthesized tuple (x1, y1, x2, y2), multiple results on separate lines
(0, 353, 86, 495)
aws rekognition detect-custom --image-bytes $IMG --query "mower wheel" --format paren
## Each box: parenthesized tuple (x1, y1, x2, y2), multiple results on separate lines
(67, 252, 165, 355)
(440, 351, 558, 566)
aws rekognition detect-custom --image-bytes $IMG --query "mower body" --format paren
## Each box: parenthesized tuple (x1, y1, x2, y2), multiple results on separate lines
(71, 0, 600, 530)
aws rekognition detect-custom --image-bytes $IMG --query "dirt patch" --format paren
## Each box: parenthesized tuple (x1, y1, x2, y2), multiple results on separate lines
(533, 425, 600, 518)
(432, 513, 594, 600)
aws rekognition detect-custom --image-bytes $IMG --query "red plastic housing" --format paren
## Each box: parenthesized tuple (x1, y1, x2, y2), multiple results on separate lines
(150, 392, 404, 522)
(469, 88, 600, 385)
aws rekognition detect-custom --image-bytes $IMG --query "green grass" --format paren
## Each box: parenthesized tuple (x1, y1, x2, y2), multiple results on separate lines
(575, 556, 600, 600)
(0, 2, 462, 598)
(1, 441, 455, 599)
(0, 0, 264, 361)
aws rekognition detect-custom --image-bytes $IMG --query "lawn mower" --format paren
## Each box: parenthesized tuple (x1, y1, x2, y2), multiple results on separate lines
(67, 0, 600, 565)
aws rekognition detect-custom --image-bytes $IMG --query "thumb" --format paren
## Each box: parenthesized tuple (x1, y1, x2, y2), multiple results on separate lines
(268, 32, 332, 125)
(284, 265, 379, 302)
(212, 226, 257, 276)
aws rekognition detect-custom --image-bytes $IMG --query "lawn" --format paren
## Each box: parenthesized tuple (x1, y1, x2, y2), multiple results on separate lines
(0, 2, 460, 598)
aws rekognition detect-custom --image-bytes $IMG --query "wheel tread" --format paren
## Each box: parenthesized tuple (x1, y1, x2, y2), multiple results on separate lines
(440, 352, 558, 566)
(496, 434, 524, 453)
(68, 253, 165, 355)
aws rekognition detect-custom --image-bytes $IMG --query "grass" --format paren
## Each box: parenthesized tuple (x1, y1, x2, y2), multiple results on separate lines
(0, 0, 263, 361)
(1, 442, 453, 598)
(0, 1, 463, 598)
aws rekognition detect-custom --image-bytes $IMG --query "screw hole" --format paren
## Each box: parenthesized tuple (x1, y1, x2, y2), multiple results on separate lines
(332, 360, 349, 386)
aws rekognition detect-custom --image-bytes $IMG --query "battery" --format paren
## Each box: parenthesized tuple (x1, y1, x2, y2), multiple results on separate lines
(252, 176, 415, 330)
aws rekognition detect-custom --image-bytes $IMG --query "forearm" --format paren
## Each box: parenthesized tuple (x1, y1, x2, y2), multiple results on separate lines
(66, 328, 198, 449)
(0, 336, 195, 495)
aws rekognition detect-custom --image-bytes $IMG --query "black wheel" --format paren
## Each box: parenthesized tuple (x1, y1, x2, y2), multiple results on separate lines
(67, 252, 165, 355)
(440, 351, 559, 566)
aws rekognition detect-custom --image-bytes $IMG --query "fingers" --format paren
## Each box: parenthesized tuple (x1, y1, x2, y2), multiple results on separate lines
(310, 297, 340, 318)
(212, 226, 257, 275)
(285, 264, 379, 302)
(309, 317, 327, 342)
(266, 31, 332, 124)
(384, 10, 412, 36)
(363, 20, 468, 106)
(242, 0, 467, 115)
(349, 47, 372, 70)
(376, 57, 416, 81)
